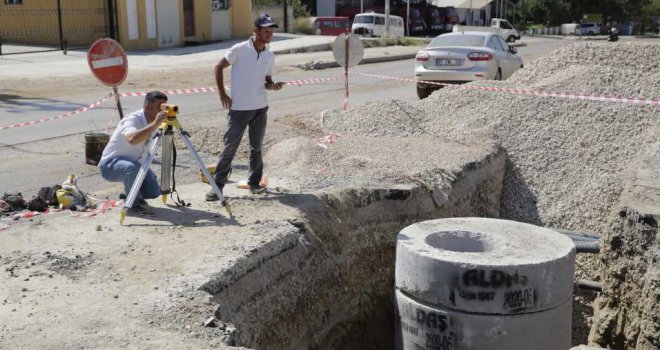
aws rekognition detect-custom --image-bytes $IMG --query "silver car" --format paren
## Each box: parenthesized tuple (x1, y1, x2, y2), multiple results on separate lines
(414, 31, 523, 99)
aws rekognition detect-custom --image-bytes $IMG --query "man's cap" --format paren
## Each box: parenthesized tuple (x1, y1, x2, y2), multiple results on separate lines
(254, 13, 279, 28)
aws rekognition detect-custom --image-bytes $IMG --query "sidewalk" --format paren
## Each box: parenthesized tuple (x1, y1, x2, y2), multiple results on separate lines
(0, 33, 422, 79)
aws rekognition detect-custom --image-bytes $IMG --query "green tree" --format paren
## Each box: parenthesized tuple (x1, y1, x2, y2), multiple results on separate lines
(521, 0, 653, 24)
(640, 0, 660, 32)
(252, 0, 311, 18)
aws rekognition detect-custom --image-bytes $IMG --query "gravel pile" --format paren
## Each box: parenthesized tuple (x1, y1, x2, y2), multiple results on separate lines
(272, 43, 659, 346)
(511, 42, 660, 96)
(297, 41, 660, 235)
(265, 134, 496, 191)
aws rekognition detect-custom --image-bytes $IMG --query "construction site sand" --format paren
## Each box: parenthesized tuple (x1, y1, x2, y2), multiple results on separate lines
(160, 42, 660, 348)
(2, 41, 658, 349)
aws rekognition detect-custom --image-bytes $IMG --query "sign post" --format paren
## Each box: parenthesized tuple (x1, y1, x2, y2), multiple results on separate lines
(87, 38, 128, 119)
(332, 33, 364, 110)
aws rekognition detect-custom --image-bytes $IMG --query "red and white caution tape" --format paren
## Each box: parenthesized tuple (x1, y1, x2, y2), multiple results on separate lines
(117, 76, 344, 97)
(0, 207, 64, 222)
(2, 76, 344, 131)
(285, 76, 343, 86)
(0, 198, 123, 229)
(118, 87, 219, 97)
(316, 133, 340, 149)
(0, 93, 113, 130)
(353, 72, 660, 107)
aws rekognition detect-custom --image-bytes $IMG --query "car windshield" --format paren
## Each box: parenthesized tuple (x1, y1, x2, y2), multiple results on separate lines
(580, 23, 595, 27)
(354, 15, 374, 24)
(428, 35, 485, 48)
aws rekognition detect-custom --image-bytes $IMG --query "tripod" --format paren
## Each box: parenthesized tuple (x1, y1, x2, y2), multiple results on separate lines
(119, 106, 232, 224)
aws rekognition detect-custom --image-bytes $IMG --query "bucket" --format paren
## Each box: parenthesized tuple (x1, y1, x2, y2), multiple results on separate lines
(84, 133, 109, 165)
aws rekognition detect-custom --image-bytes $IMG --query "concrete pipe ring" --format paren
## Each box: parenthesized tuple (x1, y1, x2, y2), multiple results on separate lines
(395, 289, 572, 350)
(395, 218, 576, 314)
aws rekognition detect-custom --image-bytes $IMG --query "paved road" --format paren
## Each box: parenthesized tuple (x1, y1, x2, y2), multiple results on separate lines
(0, 37, 571, 197)
(0, 36, 569, 146)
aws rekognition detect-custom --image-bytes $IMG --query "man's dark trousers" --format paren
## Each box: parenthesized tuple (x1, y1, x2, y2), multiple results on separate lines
(213, 106, 268, 188)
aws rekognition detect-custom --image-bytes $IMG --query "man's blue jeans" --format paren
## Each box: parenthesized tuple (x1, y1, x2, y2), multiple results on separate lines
(99, 157, 160, 205)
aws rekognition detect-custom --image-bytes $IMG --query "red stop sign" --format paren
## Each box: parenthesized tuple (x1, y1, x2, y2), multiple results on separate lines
(87, 38, 128, 86)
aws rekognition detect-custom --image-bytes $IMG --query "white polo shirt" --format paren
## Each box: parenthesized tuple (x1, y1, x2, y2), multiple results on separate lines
(99, 110, 152, 165)
(225, 37, 275, 111)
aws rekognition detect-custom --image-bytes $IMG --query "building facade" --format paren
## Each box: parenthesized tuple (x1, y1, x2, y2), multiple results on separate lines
(0, 0, 253, 53)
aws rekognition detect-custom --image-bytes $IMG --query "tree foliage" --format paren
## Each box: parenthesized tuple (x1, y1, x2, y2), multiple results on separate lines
(252, 0, 311, 18)
(521, 0, 656, 25)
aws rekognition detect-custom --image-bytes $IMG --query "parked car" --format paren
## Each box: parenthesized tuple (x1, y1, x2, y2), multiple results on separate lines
(414, 31, 523, 99)
(453, 18, 520, 42)
(580, 22, 601, 35)
(310, 17, 351, 36)
(352, 12, 405, 38)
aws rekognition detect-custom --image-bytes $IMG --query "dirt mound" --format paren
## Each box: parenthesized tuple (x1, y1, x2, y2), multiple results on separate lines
(263, 41, 660, 348)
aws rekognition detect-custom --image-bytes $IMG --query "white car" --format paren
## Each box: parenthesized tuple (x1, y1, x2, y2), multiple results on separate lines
(414, 31, 524, 99)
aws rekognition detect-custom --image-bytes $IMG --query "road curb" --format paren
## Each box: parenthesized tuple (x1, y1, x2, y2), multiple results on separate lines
(272, 43, 333, 55)
(294, 53, 417, 70)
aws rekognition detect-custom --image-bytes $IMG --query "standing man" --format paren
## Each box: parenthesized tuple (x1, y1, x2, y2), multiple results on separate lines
(99, 91, 169, 208)
(206, 13, 284, 201)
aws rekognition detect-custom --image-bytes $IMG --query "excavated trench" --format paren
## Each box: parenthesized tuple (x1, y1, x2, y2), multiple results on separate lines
(200, 147, 506, 350)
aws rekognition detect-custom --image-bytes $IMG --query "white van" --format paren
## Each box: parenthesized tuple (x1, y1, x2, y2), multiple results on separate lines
(580, 22, 601, 35)
(352, 13, 404, 38)
(561, 23, 580, 35)
(453, 18, 520, 42)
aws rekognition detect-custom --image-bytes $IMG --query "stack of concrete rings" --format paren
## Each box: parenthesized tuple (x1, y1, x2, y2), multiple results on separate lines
(395, 218, 576, 350)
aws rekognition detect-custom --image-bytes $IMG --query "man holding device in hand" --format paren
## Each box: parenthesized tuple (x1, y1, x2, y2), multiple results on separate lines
(206, 13, 284, 201)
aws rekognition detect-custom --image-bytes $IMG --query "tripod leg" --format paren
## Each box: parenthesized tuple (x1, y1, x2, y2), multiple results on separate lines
(176, 129, 233, 217)
(159, 129, 174, 204)
(119, 132, 163, 224)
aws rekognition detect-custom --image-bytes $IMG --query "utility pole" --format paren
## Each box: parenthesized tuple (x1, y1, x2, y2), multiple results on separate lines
(500, 0, 504, 20)
(407, 0, 410, 36)
(107, 0, 116, 39)
(283, 0, 288, 33)
(469, 0, 473, 25)
(385, 0, 390, 38)
(361, 0, 363, 14)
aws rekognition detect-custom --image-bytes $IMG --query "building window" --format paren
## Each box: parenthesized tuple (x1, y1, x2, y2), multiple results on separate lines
(211, 0, 229, 11)
(4, 0, 23, 4)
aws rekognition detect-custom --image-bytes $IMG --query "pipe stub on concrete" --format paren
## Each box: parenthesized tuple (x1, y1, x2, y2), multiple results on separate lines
(395, 218, 576, 314)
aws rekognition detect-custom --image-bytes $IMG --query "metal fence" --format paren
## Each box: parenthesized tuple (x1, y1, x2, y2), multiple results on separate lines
(524, 26, 563, 36)
(0, 0, 117, 55)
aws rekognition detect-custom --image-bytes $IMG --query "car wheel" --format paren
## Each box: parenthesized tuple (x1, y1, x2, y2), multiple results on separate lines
(416, 86, 431, 99)
(494, 69, 502, 81)
(507, 35, 515, 43)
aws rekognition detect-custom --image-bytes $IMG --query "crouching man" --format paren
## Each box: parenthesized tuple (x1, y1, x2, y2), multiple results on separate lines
(98, 91, 169, 208)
